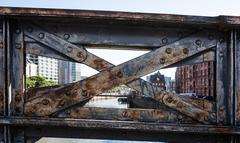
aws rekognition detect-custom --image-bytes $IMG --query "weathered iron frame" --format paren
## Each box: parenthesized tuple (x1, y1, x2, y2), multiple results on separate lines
(0, 7, 239, 142)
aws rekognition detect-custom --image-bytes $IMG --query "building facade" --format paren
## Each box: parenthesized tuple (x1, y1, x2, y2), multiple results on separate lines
(58, 61, 81, 84)
(175, 61, 215, 98)
(27, 55, 59, 83)
(26, 59, 37, 77)
(147, 71, 166, 90)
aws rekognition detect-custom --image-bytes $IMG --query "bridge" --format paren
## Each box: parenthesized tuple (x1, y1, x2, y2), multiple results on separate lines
(0, 6, 240, 143)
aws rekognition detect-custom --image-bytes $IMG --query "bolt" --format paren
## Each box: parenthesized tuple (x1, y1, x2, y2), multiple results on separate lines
(165, 48, 172, 54)
(15, 43, 21, 49)
(183, 48, 189, 54)
(219, 37, 225, 43)
(166, 97, 173, 103)
(210, 113, 216, 119)
(162, 38, 168, 44)
(67, 46, 73, 52)
(27, 27, 33, 32)
(160, 58, 165, 64)
(77, 52, 84, 59)
(39, 33, 45, 39)
(219, 51, 224, 57)
(208, 34, 214, 40)
(64, 34, 70, 40)
(42, 99, 49, 105)
(15, 28, 21, 34)
(195, 39, 202, 46)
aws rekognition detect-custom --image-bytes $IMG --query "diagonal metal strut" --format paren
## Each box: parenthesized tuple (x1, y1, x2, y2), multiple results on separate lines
(24, 24, 217, 123)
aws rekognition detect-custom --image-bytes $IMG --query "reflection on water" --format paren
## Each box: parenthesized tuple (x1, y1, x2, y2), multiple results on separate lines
(37, 97, 163, 143)
(37, 138, 164, 143)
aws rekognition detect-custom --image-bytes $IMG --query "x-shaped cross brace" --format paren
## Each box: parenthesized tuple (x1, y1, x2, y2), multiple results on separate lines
(23, 24, 217, 123)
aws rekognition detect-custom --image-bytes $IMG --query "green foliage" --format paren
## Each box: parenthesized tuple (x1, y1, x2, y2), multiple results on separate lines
(26, 76, 56, 88)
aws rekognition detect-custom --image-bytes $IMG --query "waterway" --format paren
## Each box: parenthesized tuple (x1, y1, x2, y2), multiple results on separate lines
(37, 96, 163, 143)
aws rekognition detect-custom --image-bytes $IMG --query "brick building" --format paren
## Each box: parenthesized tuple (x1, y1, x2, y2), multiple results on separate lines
(147, 71, 166, 90)
(175, 61, 215, 98)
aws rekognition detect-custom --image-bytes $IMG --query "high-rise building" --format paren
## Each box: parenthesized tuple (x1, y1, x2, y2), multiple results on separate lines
(26, 59, 37, 77)
(27, 55, 59, 83)
(175, 61, 215, 98)
(58, 61, 81, 84)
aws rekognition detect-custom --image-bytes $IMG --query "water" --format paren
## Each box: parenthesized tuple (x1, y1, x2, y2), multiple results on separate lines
(37, 97, 163, 143)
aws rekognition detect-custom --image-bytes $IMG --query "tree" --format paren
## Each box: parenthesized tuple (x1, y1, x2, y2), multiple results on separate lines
(26, 76, 56, 88)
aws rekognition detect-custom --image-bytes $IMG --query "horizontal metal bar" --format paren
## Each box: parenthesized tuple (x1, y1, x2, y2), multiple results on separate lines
(0, 117, 239, 134)
(58, 107, 195, 123)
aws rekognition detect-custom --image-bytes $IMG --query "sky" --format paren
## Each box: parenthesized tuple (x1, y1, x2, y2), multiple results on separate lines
(1, 0, 239, 79)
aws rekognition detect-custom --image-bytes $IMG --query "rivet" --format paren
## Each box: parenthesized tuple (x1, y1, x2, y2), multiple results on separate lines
(210, 113, 216, 119)
(177, 102, 183, 108)
(67, 46, 73, 52)
(27, 27, 33, 33)
(195, 39, 202, 46)
(15, 28, 21, 34)
(219, 37, 225, 43)
(160, 58, 165, 64)
(219, 51, 224, 57)
(165, 48, 172, 54)
(82, 90, 88, 97)
(64, 34, 70, 40)
(39, 33, 45, 39)
(77, 52, 84, 59)
(208, 34, 214, 40)
(15, 43, 21, 49)
(183, 48, 189, 54)
(162, 38, 168, 44)
(166, 97, 173, 103)
(66, 91, 71, 96)
(42, 99, 49, 105)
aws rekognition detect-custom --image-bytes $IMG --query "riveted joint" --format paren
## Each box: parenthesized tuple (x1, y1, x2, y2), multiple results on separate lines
(39, 32, 45, 39)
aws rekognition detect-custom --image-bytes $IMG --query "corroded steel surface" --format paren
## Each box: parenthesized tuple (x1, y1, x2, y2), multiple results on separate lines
(0, 6, 239, 143)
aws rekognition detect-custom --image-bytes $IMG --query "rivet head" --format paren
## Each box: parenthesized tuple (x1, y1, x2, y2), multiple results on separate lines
(165, 48, 172, 54)
(15, 28, 21, 34)
(166, 97, 173, 103)
(15, 43, 21, 49)
(39, 33, 45, 39)
(67, 46, 73, 52)
(64, 34, 70, 40)
(160, 58, 165, 64)
(183, 48, 189, 54)
(162, 38, 168, 44)
(27, 27, 33, 33)
(42, 99, 49, 105)
(195, 39, 202, 46)
(77, 52, 84, 59)
(81, 90, 88, 97)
